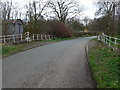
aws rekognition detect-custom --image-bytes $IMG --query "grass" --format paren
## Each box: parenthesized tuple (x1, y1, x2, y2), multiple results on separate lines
(88, 42, 119, 88)
(0, 45, 22, 57)
(92, 38, 97, 41)
(114, 35, 120, 38)
(0, 37, 77, 58)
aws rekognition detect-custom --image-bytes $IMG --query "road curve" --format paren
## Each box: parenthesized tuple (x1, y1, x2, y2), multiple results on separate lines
(3, 37, 96, 88)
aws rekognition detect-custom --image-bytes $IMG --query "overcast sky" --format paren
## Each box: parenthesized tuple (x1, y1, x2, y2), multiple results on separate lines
(2, 0, 98, 19)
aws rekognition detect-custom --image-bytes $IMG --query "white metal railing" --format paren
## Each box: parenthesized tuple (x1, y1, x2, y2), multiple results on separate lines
(0, 34, 25, 43)
(98, 33, 120, 47)
(32, 34, 54, 41)
(0, 32, 54, 44)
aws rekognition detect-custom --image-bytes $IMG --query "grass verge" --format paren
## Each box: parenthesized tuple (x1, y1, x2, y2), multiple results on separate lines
(0, 45, 22, 58)
(88, 42, 119, 88)
(0, 37, 77, 58)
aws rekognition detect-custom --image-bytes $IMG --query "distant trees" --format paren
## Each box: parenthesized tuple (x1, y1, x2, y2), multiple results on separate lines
(68, 19, 85, 31)
(1, 0, 23, 20)
(1, 0, 83, 38)
(25, 0, 47, 22)
(2, 0, 12, 20)
(94, 0, 119, 35)
(117, 1, 120, 35)
(47, 0, 82, 23)
(0, 0, 3, 19)
(24, 0, 82, 37)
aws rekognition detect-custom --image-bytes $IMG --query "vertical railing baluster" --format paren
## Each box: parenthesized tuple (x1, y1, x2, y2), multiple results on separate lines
(37, 34, 39, 40)
(109, 36, 111, 46)
(4, 35, 6, 43)
(115, 38, 117, 46)
(13, 35, 15, 43)
(21, 34, 23, 41)
(33, 34, 34, 41)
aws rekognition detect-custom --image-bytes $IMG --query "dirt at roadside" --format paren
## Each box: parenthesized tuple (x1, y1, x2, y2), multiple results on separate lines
(85, 40, 99, 88)
(20, 41, 55, 50)
(87, 40, 99, 50)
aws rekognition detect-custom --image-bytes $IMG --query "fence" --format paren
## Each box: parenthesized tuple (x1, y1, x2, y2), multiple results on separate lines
(98, 33, 120, 47)
(0, 32, 54, 44)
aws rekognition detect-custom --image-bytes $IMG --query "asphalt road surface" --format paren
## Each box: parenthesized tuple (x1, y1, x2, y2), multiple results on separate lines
(3, 37, 96, 88)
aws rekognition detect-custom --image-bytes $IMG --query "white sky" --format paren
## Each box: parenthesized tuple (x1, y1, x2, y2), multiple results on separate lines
(78, 0, 98, 19)
(2, 0, 98, 19)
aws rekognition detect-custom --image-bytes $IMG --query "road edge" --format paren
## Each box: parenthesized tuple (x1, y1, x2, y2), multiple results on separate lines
(85, 40, 97, 88)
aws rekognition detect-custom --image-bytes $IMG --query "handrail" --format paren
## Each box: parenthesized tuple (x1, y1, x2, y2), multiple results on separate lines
(98, 33, 120, 47)
(0, 32, 54, 44)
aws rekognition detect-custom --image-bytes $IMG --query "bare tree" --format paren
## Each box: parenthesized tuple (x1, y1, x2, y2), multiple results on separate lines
(0, 0, 3, 19)
(117, 1, 120, 35)
(1, 0, 22, 20)
(47, 0, 82, 23)
(95, 0, 119, 35)
(83, 16, 90, 27)
(25, 0, 47, 21)
(2, 0, 13, 20)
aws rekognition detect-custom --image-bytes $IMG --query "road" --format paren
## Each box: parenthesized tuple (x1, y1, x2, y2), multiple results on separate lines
(3, 37, 96, 88)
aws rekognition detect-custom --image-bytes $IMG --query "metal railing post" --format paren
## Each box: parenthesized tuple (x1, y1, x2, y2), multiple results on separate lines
(37, 34, 39, 40)
(3, 36, 6, 43)
(106, 36, 107, 44)
(13, 35, 15, 43)
(33, 34, 34, 40)
(21, 34, 23, 41)
(48, 35, 51, 40)
(115, 38, 117, 46)
(109, 36, 111, 46)
(45, 34, 47, 40)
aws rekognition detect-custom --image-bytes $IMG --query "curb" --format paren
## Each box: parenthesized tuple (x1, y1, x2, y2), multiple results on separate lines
(85, 42, 97, 88)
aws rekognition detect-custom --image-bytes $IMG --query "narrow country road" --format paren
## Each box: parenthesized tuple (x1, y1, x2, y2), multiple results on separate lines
(3, 37, 96, 88)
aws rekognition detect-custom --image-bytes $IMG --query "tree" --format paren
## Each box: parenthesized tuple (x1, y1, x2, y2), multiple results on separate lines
(69, 19, 84, 31)
(95, 0, 119, 35)
(83, 16, 90, 29)
(0, 0, 3, 19)
(1, 0, 22, 20)
(25, 0, 47, 21)
(117, 1, 120, 35)
(2, 0, 12, 20)
(24, 0, 48, 34)
(47, 0, 82, 23)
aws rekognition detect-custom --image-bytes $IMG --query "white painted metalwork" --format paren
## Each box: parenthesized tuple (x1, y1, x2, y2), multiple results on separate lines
(98, 33, 120, 47)
(0, 32, 54, 44)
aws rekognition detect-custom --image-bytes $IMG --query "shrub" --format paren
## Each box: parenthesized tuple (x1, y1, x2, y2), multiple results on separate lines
(49, 21, 72, 38)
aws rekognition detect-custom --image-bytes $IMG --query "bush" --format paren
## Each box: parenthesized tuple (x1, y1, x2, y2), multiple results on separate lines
(49, 21, 72, 38)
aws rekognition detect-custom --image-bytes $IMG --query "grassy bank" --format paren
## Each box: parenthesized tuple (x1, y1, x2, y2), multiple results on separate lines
(0, 37, 76, 58)
(89, 42, 119, 88)
(0, 45, 21, 57)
